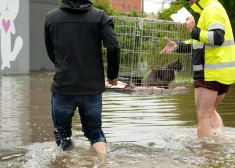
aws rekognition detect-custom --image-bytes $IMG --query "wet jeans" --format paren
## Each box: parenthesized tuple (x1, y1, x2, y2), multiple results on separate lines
(51, 92, 106, 145)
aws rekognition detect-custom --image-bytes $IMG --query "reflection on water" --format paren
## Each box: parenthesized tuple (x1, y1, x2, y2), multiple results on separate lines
(0, 76, 31, 148)
(0, 74, 235, 168)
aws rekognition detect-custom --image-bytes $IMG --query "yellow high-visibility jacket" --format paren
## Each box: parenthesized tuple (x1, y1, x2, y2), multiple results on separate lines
(178, 0, 235, 84)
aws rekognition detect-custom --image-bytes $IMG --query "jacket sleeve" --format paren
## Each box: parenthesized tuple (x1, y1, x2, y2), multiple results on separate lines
(192, 6, 225, 46)
(44, 16, 55, 64)
(176, 41, 192, 53)
(101, 13, 120, 80)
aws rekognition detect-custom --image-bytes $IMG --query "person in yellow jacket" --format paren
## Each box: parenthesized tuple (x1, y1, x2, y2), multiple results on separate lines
(161, 0, 235, 138)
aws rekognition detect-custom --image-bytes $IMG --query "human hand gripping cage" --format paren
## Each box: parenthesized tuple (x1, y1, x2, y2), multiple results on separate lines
(104, 16, 192, 95)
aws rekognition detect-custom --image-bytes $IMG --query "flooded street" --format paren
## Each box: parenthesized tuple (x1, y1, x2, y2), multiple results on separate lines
(0, 74, 235, 168)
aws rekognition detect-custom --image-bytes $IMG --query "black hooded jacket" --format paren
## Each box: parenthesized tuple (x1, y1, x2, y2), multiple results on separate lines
(44, 0, 120, 95)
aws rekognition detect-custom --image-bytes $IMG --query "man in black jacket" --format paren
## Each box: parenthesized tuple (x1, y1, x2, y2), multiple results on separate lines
(44, 0, 120, 154)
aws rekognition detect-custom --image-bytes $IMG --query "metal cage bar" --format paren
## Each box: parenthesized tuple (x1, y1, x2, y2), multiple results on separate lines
(104, 16, 192, 95)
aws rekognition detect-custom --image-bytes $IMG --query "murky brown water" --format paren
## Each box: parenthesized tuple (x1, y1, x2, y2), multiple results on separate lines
(0, 74, 235, 168)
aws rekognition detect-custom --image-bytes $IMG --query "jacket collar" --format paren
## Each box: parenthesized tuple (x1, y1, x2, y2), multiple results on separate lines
(191, 0, 218, 14)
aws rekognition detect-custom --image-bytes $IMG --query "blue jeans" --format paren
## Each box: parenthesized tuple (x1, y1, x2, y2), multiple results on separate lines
(51, 92, 106, 145)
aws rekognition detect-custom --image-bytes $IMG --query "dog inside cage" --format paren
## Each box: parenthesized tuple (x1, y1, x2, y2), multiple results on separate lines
(141, 58, 183, 88)
(105, 17, 192, 95)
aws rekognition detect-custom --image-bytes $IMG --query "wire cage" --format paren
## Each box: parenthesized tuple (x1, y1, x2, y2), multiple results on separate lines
(104, 16, 192, 95)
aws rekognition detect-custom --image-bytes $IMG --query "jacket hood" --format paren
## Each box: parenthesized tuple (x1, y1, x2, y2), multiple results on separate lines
(191, 0, 218, 14)
(60, 0, 93, 13)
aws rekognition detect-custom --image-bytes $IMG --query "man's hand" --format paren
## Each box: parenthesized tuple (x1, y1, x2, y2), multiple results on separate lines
(108, 78, 118, 86)
(186, 16, 195, 33)
(160, 36, 178, 54)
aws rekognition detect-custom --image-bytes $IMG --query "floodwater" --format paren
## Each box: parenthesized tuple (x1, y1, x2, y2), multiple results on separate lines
(0, 74, 235, 168)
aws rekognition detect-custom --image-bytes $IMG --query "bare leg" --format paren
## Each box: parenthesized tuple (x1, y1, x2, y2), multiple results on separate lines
(210, 94, 225, 135)
(92, 142, 107, 155)
(195, 87, 217, 138)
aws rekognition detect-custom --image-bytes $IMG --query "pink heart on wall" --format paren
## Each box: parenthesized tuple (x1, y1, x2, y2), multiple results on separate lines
(2, 19, 11, 33)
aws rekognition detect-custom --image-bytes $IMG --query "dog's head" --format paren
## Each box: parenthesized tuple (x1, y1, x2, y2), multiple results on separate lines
(164, 59, 183, 71)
